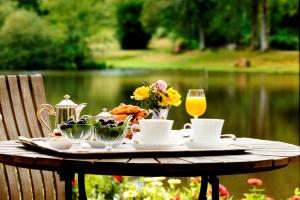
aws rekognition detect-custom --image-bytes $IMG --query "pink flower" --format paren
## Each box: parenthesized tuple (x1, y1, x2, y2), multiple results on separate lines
(219, 184, 230, 197)
(152, 80, 167, 92)
(247, 178, 262, 186)
(208, 184, 230, 198)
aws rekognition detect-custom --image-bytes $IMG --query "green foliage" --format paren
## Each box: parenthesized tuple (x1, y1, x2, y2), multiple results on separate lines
(0, 9, 72, 70)
(0, 0, 107, 70)
(39, 0, 108, 69)
(269, 0, 299, 50)
(0, 0, 16, 26)
(116, 0, 150, 49)
(84, 175, 120, 200)
(16, 0, 39, 11)
(141, 0, 298, 50)
(270, 29, 298, 50)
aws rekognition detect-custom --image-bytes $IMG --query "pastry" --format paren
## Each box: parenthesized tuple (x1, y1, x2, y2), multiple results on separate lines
(109, 104, 149, 139)
(110, 103, 141, 115)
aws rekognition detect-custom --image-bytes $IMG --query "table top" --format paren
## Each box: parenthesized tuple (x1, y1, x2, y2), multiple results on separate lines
(0, 138, 299, 177)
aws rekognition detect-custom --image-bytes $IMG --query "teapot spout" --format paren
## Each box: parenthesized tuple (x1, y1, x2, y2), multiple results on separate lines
(75, 103, 87, 121)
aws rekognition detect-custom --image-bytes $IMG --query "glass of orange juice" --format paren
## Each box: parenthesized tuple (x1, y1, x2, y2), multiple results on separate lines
(185, 89, 206, 118)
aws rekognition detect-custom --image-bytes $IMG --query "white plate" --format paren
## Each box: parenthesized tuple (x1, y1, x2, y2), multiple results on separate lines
(132, 131, 184, 144)
(131, 143, 183, 150)
(185, 138, 234, 149)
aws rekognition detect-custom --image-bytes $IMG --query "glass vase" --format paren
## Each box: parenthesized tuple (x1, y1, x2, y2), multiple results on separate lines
(151, 108, 169, 120)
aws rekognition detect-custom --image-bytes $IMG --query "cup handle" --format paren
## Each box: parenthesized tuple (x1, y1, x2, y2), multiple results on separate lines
(183, 123, 192, 130)
(221, 134, 236, 140)
(182, 123, 192, 137)
(37, 104, 55, 133)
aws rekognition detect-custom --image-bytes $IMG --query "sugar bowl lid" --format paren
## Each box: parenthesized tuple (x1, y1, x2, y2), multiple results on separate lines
(96, 108, 112, 120)
(56, 95, 78, 108)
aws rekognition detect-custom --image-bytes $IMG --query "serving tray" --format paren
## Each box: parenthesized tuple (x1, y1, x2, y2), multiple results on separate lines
(17, 136, 250, 158)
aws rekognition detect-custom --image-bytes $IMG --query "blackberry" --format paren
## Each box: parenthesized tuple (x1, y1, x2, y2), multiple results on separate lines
(106, 119, 115, 125)
(59, 124, 68, 130)
(117, 121, 124, 127)
(77, 120, 85, 125)
(67, 118, 74, 123)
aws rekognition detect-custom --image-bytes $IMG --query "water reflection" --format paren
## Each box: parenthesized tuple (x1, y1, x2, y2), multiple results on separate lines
(42, 70, 299, 198)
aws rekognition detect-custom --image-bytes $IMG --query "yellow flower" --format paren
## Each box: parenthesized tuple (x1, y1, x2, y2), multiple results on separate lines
(159, 87, 181, 107)
(131, 86, 150, 100)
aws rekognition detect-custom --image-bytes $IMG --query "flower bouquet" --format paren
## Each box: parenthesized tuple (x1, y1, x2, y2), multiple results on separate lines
(131, 80, 181, 119)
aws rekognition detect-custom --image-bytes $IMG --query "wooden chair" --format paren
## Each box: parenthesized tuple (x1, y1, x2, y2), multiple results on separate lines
(0, 74, 65, 200)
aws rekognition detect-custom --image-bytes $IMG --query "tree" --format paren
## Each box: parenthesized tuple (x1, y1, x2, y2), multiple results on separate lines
(174, 0, 214, 51)
(0, 0, 16, 26)
(260, 0, 269, 51)
(116, 0, 150, 49)
(251, 0, 259, 50)
(197, 10, 205, 51)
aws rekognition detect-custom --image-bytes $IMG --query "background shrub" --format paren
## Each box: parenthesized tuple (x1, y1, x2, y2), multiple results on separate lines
(0, 9, 106, 70)
(116, 0, 150, 49)
(0, 9, 72, 70)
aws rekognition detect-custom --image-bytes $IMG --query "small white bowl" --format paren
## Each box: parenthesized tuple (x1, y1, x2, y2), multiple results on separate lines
(47, 137, 72, 150)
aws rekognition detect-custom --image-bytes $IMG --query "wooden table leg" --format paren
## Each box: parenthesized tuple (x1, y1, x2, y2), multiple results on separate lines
(209, 176, 219, 200)
(198, 176, 208, 200)
(78, 173, 87, 200)
(58, 170, 75, 200)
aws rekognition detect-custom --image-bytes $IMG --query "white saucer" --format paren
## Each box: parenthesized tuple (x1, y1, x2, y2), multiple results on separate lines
(131, 131, 184, 150)
(185, 138, 234, 149)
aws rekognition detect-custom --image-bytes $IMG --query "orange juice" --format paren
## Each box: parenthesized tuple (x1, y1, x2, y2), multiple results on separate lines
(185, 97, 206, 118)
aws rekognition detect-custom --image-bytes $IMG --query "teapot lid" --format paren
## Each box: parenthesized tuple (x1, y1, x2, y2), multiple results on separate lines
(56, 95, 78, 108)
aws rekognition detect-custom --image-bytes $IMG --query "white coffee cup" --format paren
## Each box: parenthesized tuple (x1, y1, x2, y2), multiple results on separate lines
(131, 119, 174, 144)
(184, 118, 224, 144)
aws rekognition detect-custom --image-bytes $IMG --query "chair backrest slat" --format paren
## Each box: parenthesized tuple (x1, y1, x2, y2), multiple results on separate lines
(0, 74, 65, 200)
(30, 75, 51, 137)
(54, 172, 66, 200)
(19, 75, 43, 138)
(0, 76, 22, 200)
(0, 164, 9, 200)
(29, 75, 56, 200)
(7, 75, 31, 137)
(0, 76, 19, 139)
(0, 103, 8, 200)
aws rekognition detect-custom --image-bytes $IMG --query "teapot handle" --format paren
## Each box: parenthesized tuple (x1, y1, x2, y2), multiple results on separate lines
(37, 104, 55, 133)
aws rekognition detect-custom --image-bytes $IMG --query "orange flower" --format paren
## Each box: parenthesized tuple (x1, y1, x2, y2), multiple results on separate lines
(292, 195, 300, 200)
(71, 178, 77, 188)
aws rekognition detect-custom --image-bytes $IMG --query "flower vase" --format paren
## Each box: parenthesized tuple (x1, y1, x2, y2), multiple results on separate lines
(151, 108, 169, 120)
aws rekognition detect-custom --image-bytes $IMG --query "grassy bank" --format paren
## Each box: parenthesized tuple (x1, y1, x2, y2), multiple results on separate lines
(94, 39, 299, 74)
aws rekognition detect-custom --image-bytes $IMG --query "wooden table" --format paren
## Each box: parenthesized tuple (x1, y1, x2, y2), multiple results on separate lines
(0, 138, 299, 200)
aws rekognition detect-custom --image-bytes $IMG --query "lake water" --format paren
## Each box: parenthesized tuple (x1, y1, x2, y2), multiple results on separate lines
(4, 70, 300, 198)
